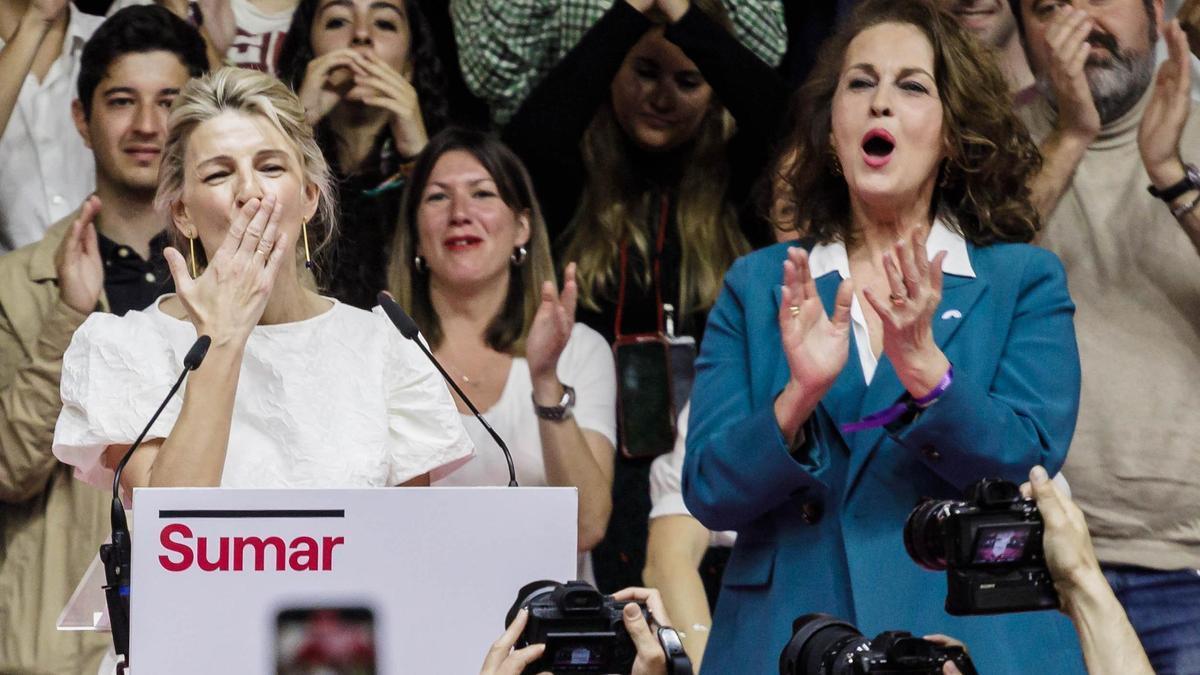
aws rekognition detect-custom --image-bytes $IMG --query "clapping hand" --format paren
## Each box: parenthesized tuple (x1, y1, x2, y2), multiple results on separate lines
(1180, 0, 1200, 59)
(1138, 20, 1193, 188)
(27, 0, 69, 25)
(1043, 8, 1101, 140)
(55, 196, 104, 315)
(525, 262, 578, 390)
(861, 229, 950, 397)
(778, 247, 853, 405)
(163, 195, 288, 346)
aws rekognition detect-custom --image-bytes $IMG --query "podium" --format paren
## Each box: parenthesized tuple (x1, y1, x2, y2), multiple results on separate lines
(126, 487, 577, 673)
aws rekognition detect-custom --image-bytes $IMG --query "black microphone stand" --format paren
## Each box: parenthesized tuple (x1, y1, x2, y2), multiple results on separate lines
(101, 335, 210, 673)
(376, 292, 519, 487)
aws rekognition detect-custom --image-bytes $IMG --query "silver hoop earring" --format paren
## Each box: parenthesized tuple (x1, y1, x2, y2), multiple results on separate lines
(413, 255, 428, 274)
(510, 245, 528, 267)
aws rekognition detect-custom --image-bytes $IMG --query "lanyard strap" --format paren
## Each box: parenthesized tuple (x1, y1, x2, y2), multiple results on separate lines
(614, 193, 671, 340)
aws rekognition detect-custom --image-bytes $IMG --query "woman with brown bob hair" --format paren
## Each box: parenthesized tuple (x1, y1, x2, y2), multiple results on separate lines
(681, 1, 1085, 673)
(387, 128, 616, 571)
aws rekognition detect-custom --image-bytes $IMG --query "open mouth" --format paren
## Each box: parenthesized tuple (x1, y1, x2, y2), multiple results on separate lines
(861, 129, 896, 168)
(444, 235, 483, 251)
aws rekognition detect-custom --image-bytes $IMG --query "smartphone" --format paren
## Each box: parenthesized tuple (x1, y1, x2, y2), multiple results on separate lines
(275, 606, 377, 674)
(614, 336, 677, 459)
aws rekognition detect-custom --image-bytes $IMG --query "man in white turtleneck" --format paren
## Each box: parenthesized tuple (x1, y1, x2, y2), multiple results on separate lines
(1010, 1, 1200, 673)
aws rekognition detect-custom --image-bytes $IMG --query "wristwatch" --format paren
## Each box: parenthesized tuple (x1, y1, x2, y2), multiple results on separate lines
(1147, 162, 1200, 202)
(656, 626, 693, 675)
(532, 384, 575, 421)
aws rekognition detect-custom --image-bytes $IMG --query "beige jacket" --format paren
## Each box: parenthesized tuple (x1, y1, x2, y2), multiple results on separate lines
(0, 214, 110, 674)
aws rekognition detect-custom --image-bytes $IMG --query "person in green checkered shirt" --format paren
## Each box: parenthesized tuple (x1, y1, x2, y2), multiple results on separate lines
(450, 0, 787, 125)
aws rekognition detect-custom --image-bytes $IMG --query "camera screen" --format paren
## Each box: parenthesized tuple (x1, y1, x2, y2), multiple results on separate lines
(971, 525, 1032, 564)
(547, 634, 612, 668)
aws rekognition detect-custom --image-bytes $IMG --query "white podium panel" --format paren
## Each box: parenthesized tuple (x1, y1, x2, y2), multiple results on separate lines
(131, 487, 577, 674)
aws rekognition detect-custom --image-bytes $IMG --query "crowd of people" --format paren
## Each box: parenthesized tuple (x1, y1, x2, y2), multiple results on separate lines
(0, 0, 1197, 673)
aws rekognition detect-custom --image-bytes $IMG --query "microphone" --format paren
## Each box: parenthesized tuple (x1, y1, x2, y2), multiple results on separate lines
(377, 292, 519, 487)
(101, 334, 211, 668)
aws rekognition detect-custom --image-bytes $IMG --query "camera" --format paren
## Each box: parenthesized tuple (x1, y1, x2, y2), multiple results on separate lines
(780, 613, 977, 675)
(506, 579, 688, 674)
(904, 478, 1058, 615)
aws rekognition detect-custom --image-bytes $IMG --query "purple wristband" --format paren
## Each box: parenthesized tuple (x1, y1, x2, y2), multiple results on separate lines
(841, 365, 954, 433)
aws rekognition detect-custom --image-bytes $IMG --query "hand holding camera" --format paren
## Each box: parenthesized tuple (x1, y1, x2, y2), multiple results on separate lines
(491, 581, 691, 675)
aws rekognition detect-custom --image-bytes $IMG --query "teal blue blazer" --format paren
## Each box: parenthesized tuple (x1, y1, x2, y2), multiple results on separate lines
(683, 241, 1085, 675)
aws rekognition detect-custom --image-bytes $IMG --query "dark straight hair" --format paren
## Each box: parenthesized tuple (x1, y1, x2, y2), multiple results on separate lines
(77, 5, 208, 119)
(275, 0, 450, 147)
(386, 128, 556, 354)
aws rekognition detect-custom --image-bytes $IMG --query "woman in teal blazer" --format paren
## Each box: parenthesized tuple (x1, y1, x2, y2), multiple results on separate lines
(683, 1, 1085, 673)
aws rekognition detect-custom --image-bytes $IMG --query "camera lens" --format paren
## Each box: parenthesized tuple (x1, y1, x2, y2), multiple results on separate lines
(780, 614, 870, 675)
(903, 499, 953, 571)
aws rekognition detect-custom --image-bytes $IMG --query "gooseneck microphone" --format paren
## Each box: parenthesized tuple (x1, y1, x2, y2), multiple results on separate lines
(102, 335, 211, 670)
(376, 292, 519, 487)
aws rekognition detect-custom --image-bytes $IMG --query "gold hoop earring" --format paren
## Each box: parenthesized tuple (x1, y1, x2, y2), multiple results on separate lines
(188, 236, 198, 279)
(301, 218, 313, 269)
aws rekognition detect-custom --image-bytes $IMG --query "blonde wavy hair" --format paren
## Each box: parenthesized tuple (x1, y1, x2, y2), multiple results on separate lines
(155, 67, 338, 268)
(561, 0, 750, 323)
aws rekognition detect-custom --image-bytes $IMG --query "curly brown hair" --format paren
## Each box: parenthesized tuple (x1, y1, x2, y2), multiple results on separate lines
(781, 0, 1043, 246)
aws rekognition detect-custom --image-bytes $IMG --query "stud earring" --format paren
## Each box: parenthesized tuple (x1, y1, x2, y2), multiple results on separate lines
(510, 245, 528, 267)
(413, 255, 428, 274)
(301, 218, 313, 269)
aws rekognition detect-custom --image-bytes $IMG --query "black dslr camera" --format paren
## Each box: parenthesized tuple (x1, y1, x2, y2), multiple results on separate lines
(780, 613, 977, 675)
(505, 580, 689, 674)
(904, 477, 1058, 615)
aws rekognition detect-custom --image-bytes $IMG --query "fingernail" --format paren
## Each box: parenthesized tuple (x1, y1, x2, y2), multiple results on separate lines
(623, 603, 639, 618)
(1031, 465, 1049, 484)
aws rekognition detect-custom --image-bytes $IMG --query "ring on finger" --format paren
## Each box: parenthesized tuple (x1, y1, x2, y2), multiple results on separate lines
(788, 305, 802, 318)
(889, 293, 906, 306)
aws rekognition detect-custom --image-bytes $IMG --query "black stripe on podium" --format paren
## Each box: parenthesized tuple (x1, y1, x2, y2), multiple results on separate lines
(158, 509, 345, 518)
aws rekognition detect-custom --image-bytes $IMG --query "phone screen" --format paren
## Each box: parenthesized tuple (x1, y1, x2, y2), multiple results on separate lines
(616, 339, 676, 458)
(276, 607, 377, 674)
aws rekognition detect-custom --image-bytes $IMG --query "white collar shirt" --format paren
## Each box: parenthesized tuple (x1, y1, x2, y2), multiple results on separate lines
(806, 218, 976, 385)
(0, 7, 103, 253)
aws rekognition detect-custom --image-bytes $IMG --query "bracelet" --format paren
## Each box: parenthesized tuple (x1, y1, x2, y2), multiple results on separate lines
(1171, 192, 1200, 220)
(841, 364, 954, 432)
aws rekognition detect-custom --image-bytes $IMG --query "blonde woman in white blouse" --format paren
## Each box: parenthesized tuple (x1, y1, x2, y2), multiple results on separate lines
(53, 68, 474, 493)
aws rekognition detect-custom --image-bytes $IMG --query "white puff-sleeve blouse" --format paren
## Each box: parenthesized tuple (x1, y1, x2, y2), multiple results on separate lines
(53, 296, 475, 490)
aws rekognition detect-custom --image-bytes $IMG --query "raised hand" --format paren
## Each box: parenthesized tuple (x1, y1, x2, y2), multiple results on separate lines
(1138, 20, 1193, 187)
(1180, 0, 1200, 59)
(525, 262, 578, 388)
(26, 0, 70, 24)
(778, 247, 853, 401)
(163, 195, 289, 346)
(55, 195, 104, 315)
(861, 229, 950, 398)
(1043, 8, 1101, 140)
(297, 48, 366, 127)
(348, 50, 429, 158)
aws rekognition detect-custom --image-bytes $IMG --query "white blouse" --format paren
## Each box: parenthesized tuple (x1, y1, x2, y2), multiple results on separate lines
(432, 324, 616, 487)
(53, 296, 475, 490)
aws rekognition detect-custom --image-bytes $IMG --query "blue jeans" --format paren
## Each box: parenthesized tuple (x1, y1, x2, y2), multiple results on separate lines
(1103, 564, 1200, 675)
